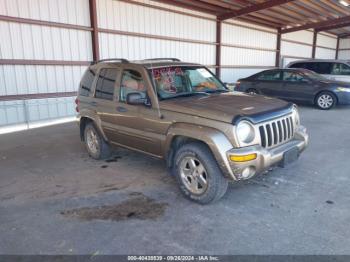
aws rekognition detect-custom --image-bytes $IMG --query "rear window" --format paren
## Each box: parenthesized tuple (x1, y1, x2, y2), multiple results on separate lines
(79, 68, 96, 97)
(292, 62, 332, 74)
(256, 71, 281, 81)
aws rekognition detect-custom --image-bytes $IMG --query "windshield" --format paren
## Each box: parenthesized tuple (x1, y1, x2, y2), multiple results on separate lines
(300, 70, 328, 81)
(148, 66, 227, 99)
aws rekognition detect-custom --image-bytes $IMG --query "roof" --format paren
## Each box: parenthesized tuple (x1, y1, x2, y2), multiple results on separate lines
(156, 0, 350, 37)
(287, 59, 350, 63)
(92, 58, 202, 69)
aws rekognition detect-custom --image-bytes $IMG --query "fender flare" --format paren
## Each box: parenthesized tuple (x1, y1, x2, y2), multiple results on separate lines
(164, 123, 235, 180)
(79, 111, 108, 142)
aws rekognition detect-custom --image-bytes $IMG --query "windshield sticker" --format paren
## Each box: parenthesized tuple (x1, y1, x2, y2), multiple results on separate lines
(152, 68, 184, 94)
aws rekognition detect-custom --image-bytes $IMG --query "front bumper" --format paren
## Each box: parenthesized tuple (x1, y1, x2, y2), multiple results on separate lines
(335, 91, 350, 105)
(226, 125, 309, 181)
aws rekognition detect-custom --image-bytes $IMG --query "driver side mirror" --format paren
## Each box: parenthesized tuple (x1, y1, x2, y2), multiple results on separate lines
(126, 92, 150, 106)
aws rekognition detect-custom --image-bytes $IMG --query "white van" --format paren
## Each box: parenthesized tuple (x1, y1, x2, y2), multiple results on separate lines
(286, 59, 350, 83)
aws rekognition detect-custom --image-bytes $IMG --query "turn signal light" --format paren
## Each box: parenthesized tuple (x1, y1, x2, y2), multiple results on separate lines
(229, 153, 257, 162)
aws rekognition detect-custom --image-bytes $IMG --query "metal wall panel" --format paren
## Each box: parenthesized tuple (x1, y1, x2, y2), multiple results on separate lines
(0, 22, 92, 61)
(0, 97, 76, 127)
(283, 31, 314, 44)
(221, 68, 267, 84)
(99, 33, 216, 65)
(222, 23, 276, 49)
(0, 0, 90, 26)
(97, 0, 216, 42)
(317, 34, 337, 49)
(315, 48, 336, 59)
(338, 50, 350, 60)
(281, 41, 312, 58)
(0, 65, 87, 96)
(339, 38, 350, 49)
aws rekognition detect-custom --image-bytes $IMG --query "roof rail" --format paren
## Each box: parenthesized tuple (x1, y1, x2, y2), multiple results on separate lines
(91, 58, 129, 65)
(142, 58, 181, 62)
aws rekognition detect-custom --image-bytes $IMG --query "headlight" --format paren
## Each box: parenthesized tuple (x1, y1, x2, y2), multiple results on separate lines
(236, 121, 255, 144)
(336, 87, 350, 92)
(292, 105, 300, 126)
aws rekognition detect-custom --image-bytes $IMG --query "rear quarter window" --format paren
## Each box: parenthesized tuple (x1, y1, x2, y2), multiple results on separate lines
(79, 68, 96, 96)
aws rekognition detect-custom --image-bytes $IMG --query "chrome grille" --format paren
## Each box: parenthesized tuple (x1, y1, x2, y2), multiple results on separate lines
(259, 114, 294, 148)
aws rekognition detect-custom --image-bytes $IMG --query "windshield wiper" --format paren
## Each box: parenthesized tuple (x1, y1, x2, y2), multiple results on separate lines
(161, 92, 210, 100)
(206, 89, 229, 93)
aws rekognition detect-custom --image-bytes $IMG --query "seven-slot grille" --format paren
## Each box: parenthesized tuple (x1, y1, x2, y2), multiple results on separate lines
(258, 114, 294, 148)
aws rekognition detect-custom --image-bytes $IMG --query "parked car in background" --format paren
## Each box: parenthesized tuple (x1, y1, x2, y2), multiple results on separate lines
(76, 58, 308, 204)
(286, 59, 350, 83)
(235, 68, 350, 110)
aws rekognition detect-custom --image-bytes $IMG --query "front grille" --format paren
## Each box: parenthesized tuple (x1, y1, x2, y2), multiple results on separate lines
(258, 114, 294, 148)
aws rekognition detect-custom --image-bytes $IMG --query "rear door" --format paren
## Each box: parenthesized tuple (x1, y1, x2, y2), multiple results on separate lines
(281, 71, 314, 102)
(93, 67, 121, 142)
(253, 70, 283, 97)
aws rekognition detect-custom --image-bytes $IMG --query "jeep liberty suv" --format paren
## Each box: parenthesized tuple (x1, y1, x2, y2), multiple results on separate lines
(76, 58, 309, 204)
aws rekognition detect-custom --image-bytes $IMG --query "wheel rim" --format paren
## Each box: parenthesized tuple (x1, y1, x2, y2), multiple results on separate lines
(86, 128, 99, 154)
(248, 90, 257, 95)
(179, 156, 208, 195)
(318, 94, 333, 109)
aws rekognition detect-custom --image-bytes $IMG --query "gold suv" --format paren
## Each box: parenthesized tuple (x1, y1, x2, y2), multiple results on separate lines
(76, 58, 309, 204)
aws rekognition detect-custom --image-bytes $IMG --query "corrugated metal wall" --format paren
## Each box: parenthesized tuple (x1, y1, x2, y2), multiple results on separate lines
(0, 0, 91, 128)
(338, 38, 350, 59)
(0, 0, 342, 131)
(281, 30, 337, 67)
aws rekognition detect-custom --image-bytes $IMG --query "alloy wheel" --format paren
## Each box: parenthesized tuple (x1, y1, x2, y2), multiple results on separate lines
(86, 128, 99, 154)
(179, 156, 208, 195)
(318, 94, 334, 109)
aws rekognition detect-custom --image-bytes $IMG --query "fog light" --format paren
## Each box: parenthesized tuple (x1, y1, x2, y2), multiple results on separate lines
(229, 153, 257, 162)
(241, 167, 256, 179)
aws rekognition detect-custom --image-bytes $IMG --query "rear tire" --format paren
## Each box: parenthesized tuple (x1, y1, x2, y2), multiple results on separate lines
(173, 142, 228, 204)
(84, 123, 111, 160)
(246, 88, 258, 95)
(315, 91, 336, 110)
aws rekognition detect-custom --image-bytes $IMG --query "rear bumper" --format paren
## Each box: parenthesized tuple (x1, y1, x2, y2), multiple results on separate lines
(226, 125, 308, 181)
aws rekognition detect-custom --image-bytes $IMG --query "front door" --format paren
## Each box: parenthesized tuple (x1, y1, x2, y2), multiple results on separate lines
(280, 71, 314, 102)
(111, 68, 165, 157)
(254, 70, 284, 97)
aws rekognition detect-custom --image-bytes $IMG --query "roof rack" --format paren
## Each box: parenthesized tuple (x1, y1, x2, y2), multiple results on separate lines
(141, 58, 181, 62)
(91, 58, 129, 65)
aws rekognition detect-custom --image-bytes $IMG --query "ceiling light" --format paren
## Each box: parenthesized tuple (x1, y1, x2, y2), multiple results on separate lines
(339, 0, 349, 7)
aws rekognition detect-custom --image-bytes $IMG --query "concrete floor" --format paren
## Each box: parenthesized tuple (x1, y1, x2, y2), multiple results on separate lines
(0, 105, 350, 255)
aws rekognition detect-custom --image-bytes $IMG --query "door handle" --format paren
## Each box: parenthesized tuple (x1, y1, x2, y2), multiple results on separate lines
(116, 106, 128, 113)
(89, 101, 98, 106)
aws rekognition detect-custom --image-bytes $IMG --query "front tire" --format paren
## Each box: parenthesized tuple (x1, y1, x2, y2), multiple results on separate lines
(316, 92, 336, 110)
(173, 142, 228, 204)
(84, 123, 111, 160)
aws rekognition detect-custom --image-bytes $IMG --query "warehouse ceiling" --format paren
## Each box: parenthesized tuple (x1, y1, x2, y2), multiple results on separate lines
(155, 0, 350, 37)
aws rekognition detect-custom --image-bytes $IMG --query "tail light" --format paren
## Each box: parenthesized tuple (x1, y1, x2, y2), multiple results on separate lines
(75, 98, 80, 112)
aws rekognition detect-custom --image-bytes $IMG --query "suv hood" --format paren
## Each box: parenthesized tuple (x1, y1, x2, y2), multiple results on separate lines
(159, 92, 291, 124)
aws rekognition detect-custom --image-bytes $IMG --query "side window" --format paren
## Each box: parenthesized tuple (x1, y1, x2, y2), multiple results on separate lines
(256, 71, 281, 81)
(120, 70, 147, 102)
(95, 68, 118, 101)
(80, 69, 96, 96)
(283, 71, 306, 82)
(304, 63, 317, 72)
(314, 62, 332, 74)
(291, 63, 305, 69)
(331, 63, 350, 75)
